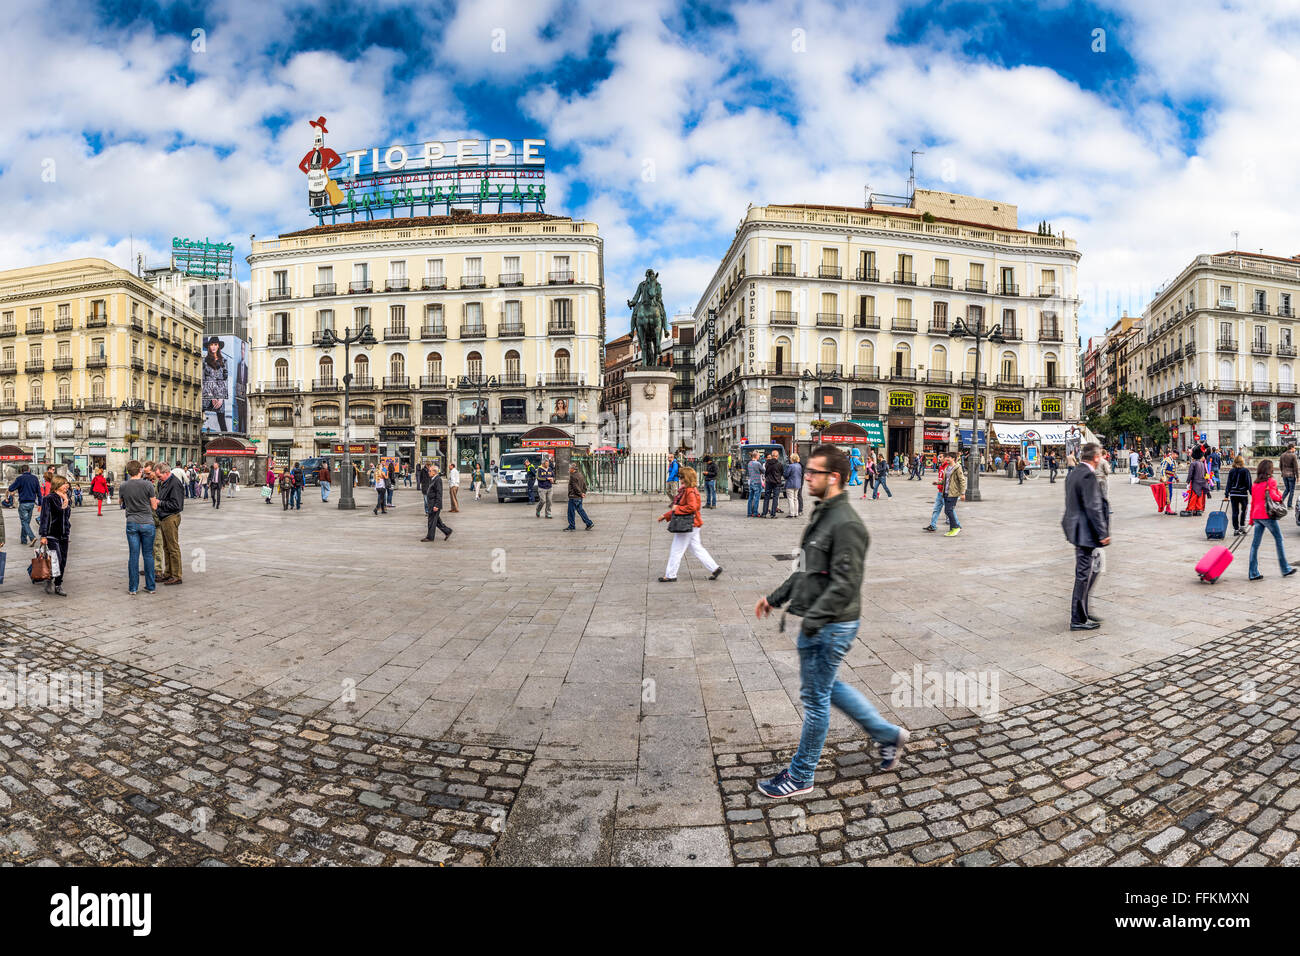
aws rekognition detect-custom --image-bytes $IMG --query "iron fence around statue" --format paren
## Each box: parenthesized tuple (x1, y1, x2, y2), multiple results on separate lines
(573, 453, 678, 495)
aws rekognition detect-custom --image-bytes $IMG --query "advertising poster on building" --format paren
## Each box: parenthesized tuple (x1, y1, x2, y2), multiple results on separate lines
(549, 397, 574, 424)
(201, 335, 248, 434)
(458, 398, 490, 425)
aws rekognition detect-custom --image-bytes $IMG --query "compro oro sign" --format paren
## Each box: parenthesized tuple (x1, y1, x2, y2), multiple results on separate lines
(300, 116, 547, 222)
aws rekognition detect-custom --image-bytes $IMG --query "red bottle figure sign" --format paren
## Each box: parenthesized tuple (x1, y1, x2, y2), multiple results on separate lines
(300, 116, 343, 208)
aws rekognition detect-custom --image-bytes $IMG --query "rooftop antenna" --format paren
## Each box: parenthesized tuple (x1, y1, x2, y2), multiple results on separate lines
(908, 149, 924, 205)
(1232, 230, 1240, 251)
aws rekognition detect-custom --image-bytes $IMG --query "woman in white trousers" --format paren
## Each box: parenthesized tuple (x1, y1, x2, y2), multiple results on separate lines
(656, 466, 723, 582)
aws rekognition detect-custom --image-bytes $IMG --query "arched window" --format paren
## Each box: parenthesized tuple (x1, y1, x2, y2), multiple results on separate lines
(1219, 358, 1234, 383)
(894, 341, 911, 375)
(57, 377, 70, 400)
(857, 339, 874, 373)
(1000, 351, 1017, 382)
(773, 335, 792, 373)
(819, 337, 837, 371)
(390, 352, 405, 379)
(274, 357, 289, 385)
(131, 376, 140, 399)
(355, 354, 369, 381)
(1254, 361, 1267, 387)
(1044, 352, 1059, 387)
(554, 348, 570, 378)
(467, 350, 483, 379)
(504, 349, 521, 380)
(966, 348, 978, 375)
(931, 344, 947, 372)
(1281, 364, 1294, 388)
(3, 382, 14, 404)
(30, 380, 42, 401)
(318, 356, 333, 381)
(426, 351, 443, 380)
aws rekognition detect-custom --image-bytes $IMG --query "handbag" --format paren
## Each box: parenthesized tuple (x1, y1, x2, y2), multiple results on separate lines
(29, 545, 51, 582)
(666, 489, 694, 533)
(1266, 495, 1288, 520)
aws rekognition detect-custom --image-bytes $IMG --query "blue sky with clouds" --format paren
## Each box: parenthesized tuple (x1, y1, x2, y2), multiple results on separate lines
(4, 0, 1300, 343)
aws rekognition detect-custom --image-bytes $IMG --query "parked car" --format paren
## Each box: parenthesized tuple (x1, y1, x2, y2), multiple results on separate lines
(496, 450, 552, 502)
(729, 443, 789, 496)
(296, 457, 332, 486)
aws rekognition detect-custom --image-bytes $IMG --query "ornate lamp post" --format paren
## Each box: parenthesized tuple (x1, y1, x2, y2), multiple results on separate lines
(950, 316, 1005, 502)
(320, 324, 376, 510)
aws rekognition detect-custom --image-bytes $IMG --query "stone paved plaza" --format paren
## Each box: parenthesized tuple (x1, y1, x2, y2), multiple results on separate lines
(2, 471, 1300, 865)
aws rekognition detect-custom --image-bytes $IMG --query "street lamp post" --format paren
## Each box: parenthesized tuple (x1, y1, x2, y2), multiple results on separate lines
(320, 324, 376, 510)
(950, 316, 1005, 502)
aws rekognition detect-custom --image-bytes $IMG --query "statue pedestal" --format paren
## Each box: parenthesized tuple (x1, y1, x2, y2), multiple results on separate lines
(624, 369, 676, 455)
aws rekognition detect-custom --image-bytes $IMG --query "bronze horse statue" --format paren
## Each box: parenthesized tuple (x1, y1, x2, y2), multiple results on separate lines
(629, 269, 668, 368)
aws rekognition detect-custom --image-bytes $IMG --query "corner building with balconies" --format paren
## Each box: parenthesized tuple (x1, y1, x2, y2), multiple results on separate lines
(690, 189, 1083, 460)
(1144, 250, 1300, 452)
(246, 213, 603, 471)
(0, 258, 204, 478)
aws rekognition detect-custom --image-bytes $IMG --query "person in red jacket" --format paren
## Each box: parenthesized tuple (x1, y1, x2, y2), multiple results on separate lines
(656, 466, 723, 583)
(91, 467, 109, 516)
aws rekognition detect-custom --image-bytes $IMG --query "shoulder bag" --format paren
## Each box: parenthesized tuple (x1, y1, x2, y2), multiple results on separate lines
(1266, 493, 1288, 520)
(666, 490, 694, 533)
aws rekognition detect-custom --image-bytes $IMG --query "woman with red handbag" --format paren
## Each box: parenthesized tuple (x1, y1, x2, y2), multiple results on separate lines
(656, 466, 722, 583)
(38, 475, 71, 597)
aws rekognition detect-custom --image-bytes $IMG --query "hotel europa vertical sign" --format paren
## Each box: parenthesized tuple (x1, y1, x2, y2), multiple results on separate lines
(747, 286, 756, 373)
(706, 308, 717, 392)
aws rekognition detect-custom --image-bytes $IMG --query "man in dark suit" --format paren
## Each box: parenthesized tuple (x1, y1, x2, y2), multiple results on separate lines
(1062, 442, 1110, 630)
(421, 463, 453, 542)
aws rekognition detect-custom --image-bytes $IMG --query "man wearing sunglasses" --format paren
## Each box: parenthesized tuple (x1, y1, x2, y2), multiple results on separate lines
(754, 444, 908, 799)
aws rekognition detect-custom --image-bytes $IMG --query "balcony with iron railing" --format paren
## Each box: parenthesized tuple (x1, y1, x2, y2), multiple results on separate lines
(538, 373, 584, 387)
(1217, 338, 1238, 352)
(461, 323, 487, 339)
(130, 356, 144, 370)
(891, 317, 917, 332)
(755, 362, 803, 377)
(814, 363, 842, 376)
(998, 283, 1019, 296)
(770, 310, 798, 326)
(267, 287, 292, 301)
(312, 377, 338, 391)
(421, 324, 447, 340)
(1037, 284, 1061, 297)
(960, 371, 988, 386)
(349, 280, 373, 293)
(313, 413, 341, 426)
(1280, 344, 1298, 357)
(771, 261, 796, 277)
(965, 279, 988, 293)
(893, 271, 917, 285)
(1002, 325, 1022, 341)
(351, 376, 375, 390)
(498, 321, 525, 337)
(815, 312, 843, 328)
(52, 398, 74, 411)
(548, 270, 575, 284)
(500, 373, 527, 387)
(855, 267, 880, 281)
(928, 320, 948, 335)
(313, 282, 336, 296)
(1252, 303, 1270, 315)
(384, 327, 410, 341)
(52, 357, 74, 371)
(268, 333, 293, 347)
(1281, 306, 1296, 318)
(0, 325, 15, 337)
(419, 375, 448, 388)
(995, 375, 1025, 387)
(888, 367, 917, 381)
(818, 265, 842, 279)
(1039, 326, 1063, 342)
(498, 272, 524, 287)
(1252, 342, 1272, 355)
(25, 359, 45, 373)
(385, 278, 410, 292)
(461, 274, 486, 289)
(54, 316, 74, 332)
(26, 321, 45, 335)
(929, 274, 953, 289)
(25, 400, 45, 412)
(853, 314, 879, 329)
(0, 362, 16, 374)
(81, 397, 114, 411)
(383, 376, 411, 389)
(547, 320, 575, 335)
(1279, 383, 1299, 395)
(259, 379, 300, 393)
(422, 275, 447, 291)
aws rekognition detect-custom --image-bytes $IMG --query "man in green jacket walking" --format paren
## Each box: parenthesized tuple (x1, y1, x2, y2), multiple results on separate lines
(754, 443, 909, 798)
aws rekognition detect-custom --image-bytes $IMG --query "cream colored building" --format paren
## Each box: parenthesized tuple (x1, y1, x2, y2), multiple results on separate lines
(691, 189, 1083, 458)
(1145, 251, 1300, 451)
(246, 213, 603, 470)
(0, 258, 204, 478)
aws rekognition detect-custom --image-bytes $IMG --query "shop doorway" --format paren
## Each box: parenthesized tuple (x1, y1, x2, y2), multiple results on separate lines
(888, 425, 913, 461)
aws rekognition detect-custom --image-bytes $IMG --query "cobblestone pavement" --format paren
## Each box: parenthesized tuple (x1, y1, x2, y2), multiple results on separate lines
(0, 620, 530, 866)
(718, 609, 1300, 866)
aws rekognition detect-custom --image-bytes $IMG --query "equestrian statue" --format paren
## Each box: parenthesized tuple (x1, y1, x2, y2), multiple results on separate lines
(629, 268, 669, 368)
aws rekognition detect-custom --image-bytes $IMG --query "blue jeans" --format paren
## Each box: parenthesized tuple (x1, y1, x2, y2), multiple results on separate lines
(320, 481, 330, 502)
(386, 485, 394, 506)
(789, 620, 900, 784)
(944, 496, 961, 529)
(704, 479, 716, 507)
(1130, 465, 1138, 478)
(929, 491, 944, 527)
(1284, 476, 1296, 508)
(291, 487, 302, 509)
(874, 472, 892, 498)
(567, 497, 592, 529)
(1249, 519, 1292, 577)
(126, 521, 157, 593)
(747, 483, 761, 516)
(17, 502, 35, 543)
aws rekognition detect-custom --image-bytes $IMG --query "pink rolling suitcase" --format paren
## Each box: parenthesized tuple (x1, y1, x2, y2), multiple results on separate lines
(1196, 532, 1244, 583)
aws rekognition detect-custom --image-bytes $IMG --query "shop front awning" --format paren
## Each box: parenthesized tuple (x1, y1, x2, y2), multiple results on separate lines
(990, 422, 1082, 444)
(519, 425, 574, 449)
(823, 421, 879, 444)
(0, 443, 33, 462)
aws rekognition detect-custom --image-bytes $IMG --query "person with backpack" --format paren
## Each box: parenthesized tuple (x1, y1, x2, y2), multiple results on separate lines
(702, 455, 718, 509)
(657, 466, 722, 582)
(754, 444, 907, 798)
(279, 468, 294, 510)
(290, 462, 304, 510)
(1226, 454, 1252, 536)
